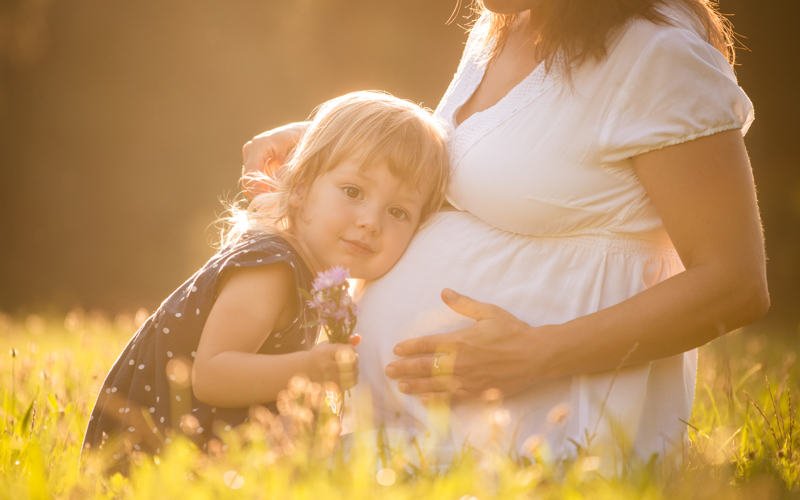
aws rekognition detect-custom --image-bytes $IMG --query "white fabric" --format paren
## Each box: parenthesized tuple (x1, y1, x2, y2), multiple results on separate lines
(351, 10, 753, 463)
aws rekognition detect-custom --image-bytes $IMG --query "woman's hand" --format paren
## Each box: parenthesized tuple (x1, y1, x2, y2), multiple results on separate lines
(303, 335, 361, 390)
(385, 289, 549, 404)
(241, 122, 309, 197)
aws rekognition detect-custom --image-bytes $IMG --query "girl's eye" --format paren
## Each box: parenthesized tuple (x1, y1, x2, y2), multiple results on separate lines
(343, 186, 361, 199)
(389, 207, 409, 220)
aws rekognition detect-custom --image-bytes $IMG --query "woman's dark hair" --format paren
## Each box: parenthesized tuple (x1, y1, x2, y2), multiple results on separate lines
(472, 0, 736, 78)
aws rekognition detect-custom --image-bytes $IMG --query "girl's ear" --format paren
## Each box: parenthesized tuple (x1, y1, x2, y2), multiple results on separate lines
(289, 183, 306, 209)
(289, 191, 304, 209)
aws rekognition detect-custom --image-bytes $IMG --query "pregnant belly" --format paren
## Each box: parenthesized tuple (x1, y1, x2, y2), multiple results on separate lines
(351, 210, 687, 456)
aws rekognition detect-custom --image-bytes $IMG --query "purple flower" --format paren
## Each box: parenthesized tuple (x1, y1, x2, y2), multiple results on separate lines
(311, 266, 349, 292)
(303, 267, 358, 344)
(332, 309, 350, 321)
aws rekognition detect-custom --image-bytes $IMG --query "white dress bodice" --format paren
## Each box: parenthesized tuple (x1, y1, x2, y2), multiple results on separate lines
(351, 9, 753, 463)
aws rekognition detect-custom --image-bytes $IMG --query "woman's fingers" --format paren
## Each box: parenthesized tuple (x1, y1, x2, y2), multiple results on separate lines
(392, 331, 458, 357)
(398, 374, 459, 394)
(420, 388, 474, 405)
(386, 355, 436, 379)
(387, 290, 534, 399)
(385, 353, 454, 379)
(441, 288, 500, 322)
(391, 290, 501, 357)
(349, 333, 362, 347)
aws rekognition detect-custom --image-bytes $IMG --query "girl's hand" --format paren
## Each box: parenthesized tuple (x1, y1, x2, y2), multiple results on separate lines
(241, 122, 309, 197)
(385, 289, 550, 404)
(302, 336, 361, 390)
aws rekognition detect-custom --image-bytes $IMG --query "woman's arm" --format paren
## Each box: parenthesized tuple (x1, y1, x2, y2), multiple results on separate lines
(385, 129, 768, 402)
(192, 264, 359, 408)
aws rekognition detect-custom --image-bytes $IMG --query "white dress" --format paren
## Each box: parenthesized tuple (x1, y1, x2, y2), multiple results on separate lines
(352, 9, 753, 462)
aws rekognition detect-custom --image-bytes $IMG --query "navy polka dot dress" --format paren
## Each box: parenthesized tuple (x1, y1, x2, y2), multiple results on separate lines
(82, 233, 317, 463)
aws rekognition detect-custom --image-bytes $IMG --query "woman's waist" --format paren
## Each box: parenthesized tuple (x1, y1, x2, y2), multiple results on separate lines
(529, 231, 678, 259)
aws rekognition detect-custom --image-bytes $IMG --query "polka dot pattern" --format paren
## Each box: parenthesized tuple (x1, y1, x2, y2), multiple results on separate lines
(82, 233, 317, 462)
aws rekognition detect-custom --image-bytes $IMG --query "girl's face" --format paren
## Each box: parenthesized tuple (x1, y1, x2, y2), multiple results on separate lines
(290, 157, 429, 280)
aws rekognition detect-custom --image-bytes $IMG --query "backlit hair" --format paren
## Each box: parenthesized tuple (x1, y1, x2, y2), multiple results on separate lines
(471, 0, 736, 80)
(221, 91, 450, 247)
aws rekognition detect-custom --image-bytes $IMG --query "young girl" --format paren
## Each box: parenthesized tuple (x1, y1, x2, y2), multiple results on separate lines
(82, 91, 450, 468)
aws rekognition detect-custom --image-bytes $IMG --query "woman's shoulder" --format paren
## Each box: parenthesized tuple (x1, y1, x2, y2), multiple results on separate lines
(597, 7, 753, 162)
(609, 6, 729, 70)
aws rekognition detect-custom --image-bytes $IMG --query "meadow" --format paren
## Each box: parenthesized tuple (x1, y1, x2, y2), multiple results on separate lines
(1, 310, 798, 499)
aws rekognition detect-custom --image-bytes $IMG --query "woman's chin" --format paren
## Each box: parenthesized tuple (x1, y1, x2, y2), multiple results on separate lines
(481, 0, 546, 15)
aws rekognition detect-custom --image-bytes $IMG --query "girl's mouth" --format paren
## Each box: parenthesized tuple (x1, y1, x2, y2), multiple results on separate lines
(343, 239, 375, 255)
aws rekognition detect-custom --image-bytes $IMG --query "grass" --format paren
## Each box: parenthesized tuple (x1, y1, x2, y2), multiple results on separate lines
(0, 310, 798, 499)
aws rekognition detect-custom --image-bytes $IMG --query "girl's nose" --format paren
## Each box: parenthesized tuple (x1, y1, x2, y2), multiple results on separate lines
(356, 206, 381, 234)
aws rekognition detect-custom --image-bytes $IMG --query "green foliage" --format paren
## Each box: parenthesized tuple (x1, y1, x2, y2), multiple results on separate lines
(0, 314, 798, 499)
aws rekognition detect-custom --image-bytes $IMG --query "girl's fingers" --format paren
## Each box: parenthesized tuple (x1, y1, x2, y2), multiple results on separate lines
(242, 135, 279, 175)
(349, 334, 362, 347)
(340, 375, 357, 390)
(341, 360, 359, 379)
(333, 347, 359, 389)
(334, 345, 357, 366)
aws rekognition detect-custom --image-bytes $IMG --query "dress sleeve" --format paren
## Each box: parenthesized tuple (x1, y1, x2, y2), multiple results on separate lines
(219, 235, 301, 270)
(599, 26, 754, 163)
(208, 234, 311, 296)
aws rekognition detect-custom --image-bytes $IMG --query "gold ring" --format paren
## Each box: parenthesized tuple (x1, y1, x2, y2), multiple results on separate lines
(433, 355, 443, 375)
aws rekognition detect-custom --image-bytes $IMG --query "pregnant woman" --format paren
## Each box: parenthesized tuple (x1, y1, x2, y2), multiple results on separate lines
(243, 0, 768, 462)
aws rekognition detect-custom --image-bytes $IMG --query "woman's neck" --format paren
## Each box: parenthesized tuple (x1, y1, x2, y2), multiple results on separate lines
(496, 9, 544, 67)
(516, 8, 545, 41)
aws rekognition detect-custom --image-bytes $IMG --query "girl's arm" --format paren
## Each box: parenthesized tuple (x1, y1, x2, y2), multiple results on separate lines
(384, 129, 769, 402)
(242, 122, 309, 196)
(191, 263, 359, 408)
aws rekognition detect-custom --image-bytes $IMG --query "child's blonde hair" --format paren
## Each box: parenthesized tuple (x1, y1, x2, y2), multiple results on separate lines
(221, 91, 450, 247)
